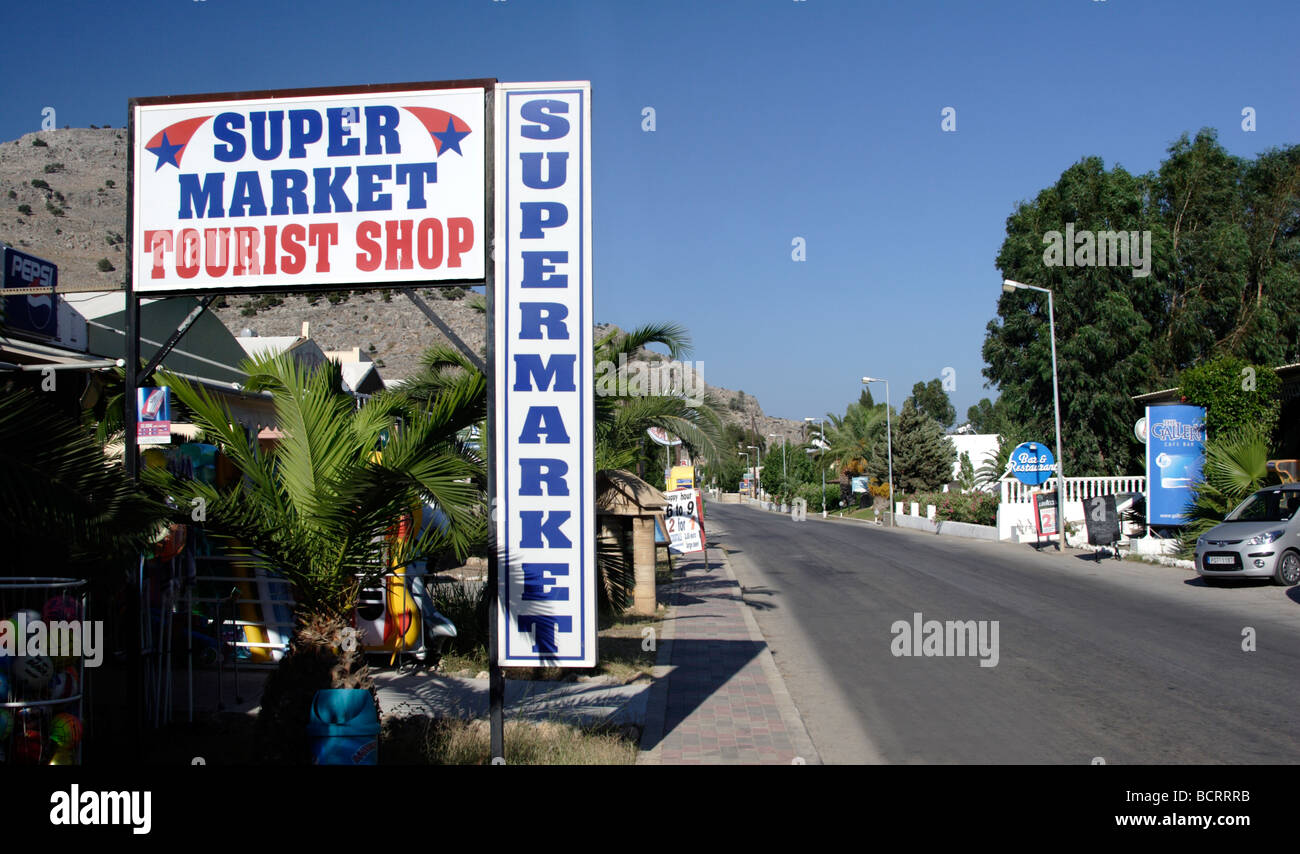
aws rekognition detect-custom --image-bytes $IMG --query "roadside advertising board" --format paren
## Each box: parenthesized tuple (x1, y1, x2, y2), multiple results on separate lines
(130, 82, 487, 294)
(1032, 490, 1058, 537)
(1010, 441, 1056, 487)
(1145, 404, 1207, 526)
(2, 245, 59, 342)
(665, 488, 706, 555)
(1083, 494, 1121, 546)
(136, 386, 172, 444)
(493, 83, 595, 667)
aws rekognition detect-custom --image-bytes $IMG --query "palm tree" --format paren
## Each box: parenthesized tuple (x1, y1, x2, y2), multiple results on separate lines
(0, 385, 169, 577)
(592, 322, 723, 471)
(823, 396, 888, 479)
(144, 353, 486, 760)
(1178, 425, 1273, 556)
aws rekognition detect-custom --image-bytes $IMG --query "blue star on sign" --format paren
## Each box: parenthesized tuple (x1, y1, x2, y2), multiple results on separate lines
(432, 118, 469, 157)
(146, 132, 184, 171)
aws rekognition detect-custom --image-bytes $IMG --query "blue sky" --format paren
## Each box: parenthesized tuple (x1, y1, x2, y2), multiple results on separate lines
(3, 0, 1297, 423)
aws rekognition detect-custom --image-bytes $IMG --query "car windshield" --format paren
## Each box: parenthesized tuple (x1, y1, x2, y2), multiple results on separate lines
(1225, 490, 1300, 523)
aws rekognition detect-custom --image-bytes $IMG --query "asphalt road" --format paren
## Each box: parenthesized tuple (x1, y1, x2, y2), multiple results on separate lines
(709, 502, 1300, 764)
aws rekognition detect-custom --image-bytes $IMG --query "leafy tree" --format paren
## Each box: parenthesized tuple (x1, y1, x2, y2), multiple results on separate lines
(957, 452, 976, 491)
(965, 396, 1015, 435)
(981, 131, 1300, 476)
(870, 399, 955, 492)
(911, 378, 955, 429)
(1177, 354, 1281, 440)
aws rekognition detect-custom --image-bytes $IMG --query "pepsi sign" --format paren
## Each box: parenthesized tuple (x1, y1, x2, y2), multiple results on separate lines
(130, 82, 487, 294)
(2, 245, 59, 342)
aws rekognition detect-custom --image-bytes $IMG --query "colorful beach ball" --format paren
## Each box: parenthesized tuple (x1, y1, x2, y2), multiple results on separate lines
(17, 655, 53, 691)
(49, 667, 79, 700)
(50, 713, 82, 748)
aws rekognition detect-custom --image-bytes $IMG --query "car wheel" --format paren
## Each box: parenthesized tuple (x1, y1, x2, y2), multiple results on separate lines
(1273, 550, 1300, 587)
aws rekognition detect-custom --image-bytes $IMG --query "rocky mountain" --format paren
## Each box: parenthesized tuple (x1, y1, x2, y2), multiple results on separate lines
(0, 127, 807, 448)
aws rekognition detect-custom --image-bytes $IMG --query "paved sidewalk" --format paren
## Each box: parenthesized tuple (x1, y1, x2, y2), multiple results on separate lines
(638, 534, 820, 765)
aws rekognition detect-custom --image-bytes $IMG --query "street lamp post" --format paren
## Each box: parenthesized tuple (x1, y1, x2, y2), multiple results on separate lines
(804, 416, 826, 517)
(1002, 278, 1065, 552)
(862, 377, 893, 527)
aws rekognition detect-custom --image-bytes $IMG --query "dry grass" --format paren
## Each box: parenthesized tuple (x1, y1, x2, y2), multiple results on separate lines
(381, 715, 639, 765)
(435, 610, 663, 683)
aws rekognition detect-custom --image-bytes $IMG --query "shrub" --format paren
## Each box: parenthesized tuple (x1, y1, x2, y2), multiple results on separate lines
(31, 138, 47, 147)
(30, 179, 49, 190)
(431, 580, 488, 655)
(6, 190, 14, 199)
(43, 163, 64, 174)
(104, 179, 115, 188)
(892, 490, 998, 527)
(45, 202, 64, 216)
(1178, 354, 1281, 440)
(96, 258, 114, 272)
(17, 204, 32, 216)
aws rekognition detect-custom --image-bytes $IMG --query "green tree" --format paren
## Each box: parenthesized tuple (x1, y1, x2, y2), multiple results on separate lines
(965, 396, 1016, 435)
(823, 393, 889, 478)
(590, 323, 722, 471)
(957, 451, 976, 491)
(1177, 354, 1281, 440)
(983, 133, 1300, 476)
(911, 378, 955, 429)
(871, 399, 955, 492)
(144, 354, 486, 761)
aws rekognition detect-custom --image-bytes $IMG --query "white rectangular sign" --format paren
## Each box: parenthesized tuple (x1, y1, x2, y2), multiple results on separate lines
(494, 82, 595, 667)
(130, 83, 486, 293)
(665, 489, 706, 555)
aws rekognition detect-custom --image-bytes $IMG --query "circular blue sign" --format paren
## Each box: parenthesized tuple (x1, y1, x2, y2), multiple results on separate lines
(1010, 442, 1056, 486)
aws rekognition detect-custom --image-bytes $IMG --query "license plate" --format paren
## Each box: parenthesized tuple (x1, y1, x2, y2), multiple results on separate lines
(1206, 555, 1236, 565)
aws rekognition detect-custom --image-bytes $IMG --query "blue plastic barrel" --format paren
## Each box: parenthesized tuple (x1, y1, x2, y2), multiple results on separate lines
(307, 689, 379, 765)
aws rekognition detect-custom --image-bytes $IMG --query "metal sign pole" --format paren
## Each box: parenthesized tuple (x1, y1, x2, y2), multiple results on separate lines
(482, 83, 505, 765)
(123, 106, 145, 748)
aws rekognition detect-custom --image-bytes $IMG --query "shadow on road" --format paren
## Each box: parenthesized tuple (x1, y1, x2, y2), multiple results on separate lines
(641, 637, 768, 752)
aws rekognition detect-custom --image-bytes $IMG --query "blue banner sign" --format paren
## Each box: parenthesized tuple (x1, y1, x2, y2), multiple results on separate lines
(1010, 442, 1055, 486)
(1145, 404, 1206, 525)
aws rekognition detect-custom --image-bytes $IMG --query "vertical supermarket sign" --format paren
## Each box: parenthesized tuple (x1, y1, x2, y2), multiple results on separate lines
(494, 83, 595, 667)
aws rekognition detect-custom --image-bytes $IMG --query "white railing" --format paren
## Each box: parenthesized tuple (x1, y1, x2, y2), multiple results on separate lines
(1001, 475, 1146, 504)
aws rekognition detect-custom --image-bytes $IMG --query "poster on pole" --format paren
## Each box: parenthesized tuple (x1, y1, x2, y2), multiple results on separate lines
(1032, 490, 1058, 537)
(494, 82, 595, 667)
(130, 81, 488, 294)
(136, 387, 172, 445)
(665, 488, 706, 555)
